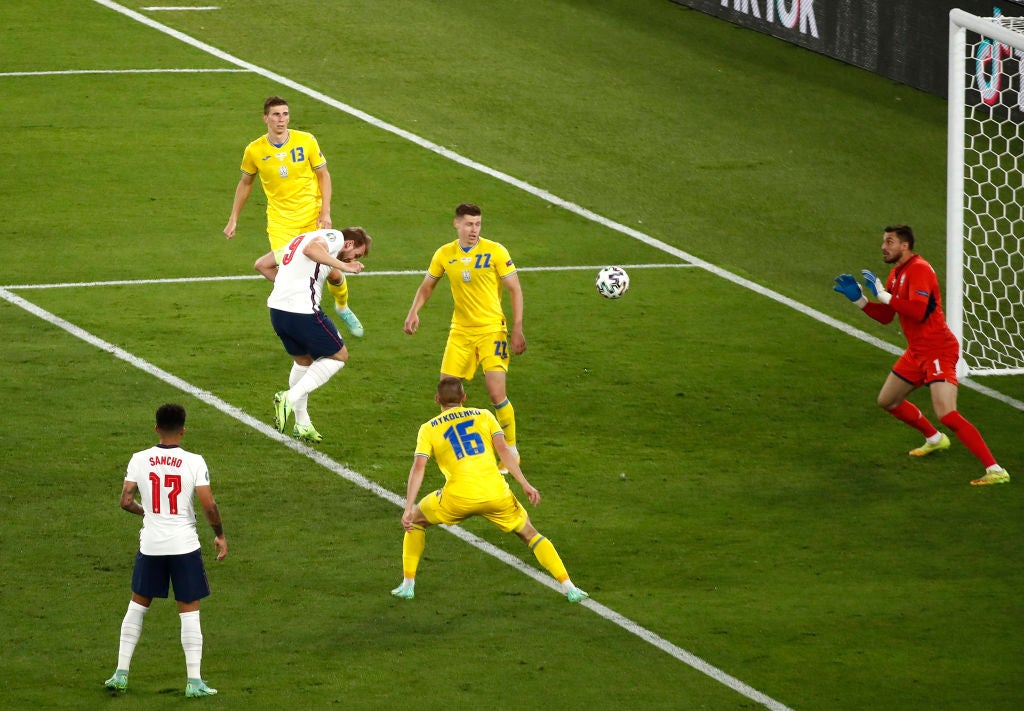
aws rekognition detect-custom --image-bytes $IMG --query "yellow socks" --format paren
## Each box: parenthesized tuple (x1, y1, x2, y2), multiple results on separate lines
(402, 525, 426, 579)
(327, 278, 349, 310)
(528, 533, 569, 583)
(493, 398, 517, 448)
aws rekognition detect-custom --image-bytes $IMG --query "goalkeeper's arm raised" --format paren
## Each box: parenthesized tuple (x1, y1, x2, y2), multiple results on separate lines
(860, 268, 933, 325)
(834, 272, 896, 324)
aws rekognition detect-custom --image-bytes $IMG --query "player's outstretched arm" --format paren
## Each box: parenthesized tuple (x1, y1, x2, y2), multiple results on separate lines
(302, 236, 364, 274)
(401, 456, 429, 531)
(494, 434, 540, 505)
(224, 173, 255, 239)
(404, 276, 438, 335)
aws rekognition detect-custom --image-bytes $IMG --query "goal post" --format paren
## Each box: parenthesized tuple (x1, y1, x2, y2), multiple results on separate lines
(947, 8, 1024, 376)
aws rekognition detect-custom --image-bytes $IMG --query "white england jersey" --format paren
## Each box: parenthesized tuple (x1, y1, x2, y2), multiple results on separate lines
(125, 444, 210, 556)
(266, 228, 345, 314)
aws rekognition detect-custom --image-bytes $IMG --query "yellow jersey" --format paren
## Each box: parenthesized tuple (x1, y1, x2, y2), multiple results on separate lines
(426, 237, 516, 335)
(415, 406, 511, 502)
(240, 129, 326, 229)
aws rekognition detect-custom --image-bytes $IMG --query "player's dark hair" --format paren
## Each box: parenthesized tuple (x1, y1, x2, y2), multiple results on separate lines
(436, 377, 465, 406)
(341, 227, 373, 257)
(155, 403, 186, 432)
(264, 95, 288, 115)
(455, 203, 482, 218)
(884, 224, 915, 250)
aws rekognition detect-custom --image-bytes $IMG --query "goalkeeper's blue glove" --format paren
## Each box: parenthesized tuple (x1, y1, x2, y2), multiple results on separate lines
(861, 269, 891, 304)
(833, 274, 866, 306)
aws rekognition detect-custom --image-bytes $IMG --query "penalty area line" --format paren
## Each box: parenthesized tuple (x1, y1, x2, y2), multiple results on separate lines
(1, 283, 794, 711)
(0, 263, 691, 291)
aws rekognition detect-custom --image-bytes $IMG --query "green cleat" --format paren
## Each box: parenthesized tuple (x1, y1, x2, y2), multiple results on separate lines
(185, 679, 218, 698)
(104, 670, 128, 691)
(566, 587, 589, 604)
(293, 423, 323, 443)
(909, 433, 951, 457)
(273, 391, 292, 433)
(970, 468, 1010, 486)
(391, 584, 415, 600)
(335, 305, 364, 337)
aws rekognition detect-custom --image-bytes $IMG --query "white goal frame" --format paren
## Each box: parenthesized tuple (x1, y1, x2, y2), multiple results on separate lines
(947, 9, 1024, 376)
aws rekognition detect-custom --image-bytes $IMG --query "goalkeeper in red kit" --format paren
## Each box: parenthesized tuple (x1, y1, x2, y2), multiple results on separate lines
(834, 225, 1009, 486)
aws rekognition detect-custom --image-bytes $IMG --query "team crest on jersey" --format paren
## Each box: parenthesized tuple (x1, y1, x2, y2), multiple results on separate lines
(279, 165, 289, 178)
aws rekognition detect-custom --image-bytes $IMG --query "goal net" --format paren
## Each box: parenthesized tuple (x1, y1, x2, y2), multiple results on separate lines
(947, 8, 1024, 376)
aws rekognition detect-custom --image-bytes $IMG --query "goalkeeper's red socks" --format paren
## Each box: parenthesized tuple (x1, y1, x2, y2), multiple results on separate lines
(889, 400, 939, 437)
(940, 410, 998, 468)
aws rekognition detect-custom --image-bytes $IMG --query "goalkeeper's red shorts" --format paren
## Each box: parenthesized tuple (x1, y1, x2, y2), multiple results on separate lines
(892, 348, 959, 388)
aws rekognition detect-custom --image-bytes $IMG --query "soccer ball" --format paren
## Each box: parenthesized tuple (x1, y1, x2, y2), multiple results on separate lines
(596, 266, 630, 299)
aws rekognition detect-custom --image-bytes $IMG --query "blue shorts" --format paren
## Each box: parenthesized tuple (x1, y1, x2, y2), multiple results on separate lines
(270, 308, 345, 359)
(131, 548, 211, 603)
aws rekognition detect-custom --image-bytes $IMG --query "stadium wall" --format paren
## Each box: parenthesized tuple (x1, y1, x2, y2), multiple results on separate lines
(671, 0, 1024, 96)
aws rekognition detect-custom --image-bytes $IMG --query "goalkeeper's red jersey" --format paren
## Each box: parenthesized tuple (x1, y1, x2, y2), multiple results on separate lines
(864, 254, 959, 355)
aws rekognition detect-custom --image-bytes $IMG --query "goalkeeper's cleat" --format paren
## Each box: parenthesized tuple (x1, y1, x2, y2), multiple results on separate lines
(566, 586, 589, 604)
(273, 391, 292, 433)
(293, 423, 323, 443)
(970, 468, 1010, 486)
(909, 433, 951, 457)
(104, 670, 128, 691)
(335, 305, 364, 338)
(391, 583, 415, 600)
(185, 679, 218, 698)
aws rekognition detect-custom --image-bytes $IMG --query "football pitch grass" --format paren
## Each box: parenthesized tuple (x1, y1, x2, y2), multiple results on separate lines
(3, 1, 1023, 709)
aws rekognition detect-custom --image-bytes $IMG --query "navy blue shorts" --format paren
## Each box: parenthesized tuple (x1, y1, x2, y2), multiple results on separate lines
(131, 548, 211, 603)
(270, 308, 345, 359)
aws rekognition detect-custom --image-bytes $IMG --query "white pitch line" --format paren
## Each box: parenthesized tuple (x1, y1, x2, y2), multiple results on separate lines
(3, 280, 795, 711)
(0, 68, 247, 77)
(0, 263, 690, 291)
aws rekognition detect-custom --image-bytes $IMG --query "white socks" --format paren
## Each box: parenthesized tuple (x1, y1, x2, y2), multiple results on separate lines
(116, 600, 149, 670)
(287, 360, 345, 405)
(179, 610, 203, 680)
(113, 602, 204, 680)
(289, 363, 311, 426)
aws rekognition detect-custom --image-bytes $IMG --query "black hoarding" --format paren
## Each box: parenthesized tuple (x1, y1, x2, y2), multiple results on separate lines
(671, 0, 1024, 96)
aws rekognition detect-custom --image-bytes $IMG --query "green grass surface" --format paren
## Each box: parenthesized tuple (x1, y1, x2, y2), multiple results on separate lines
(2, 1, 1023, 709)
